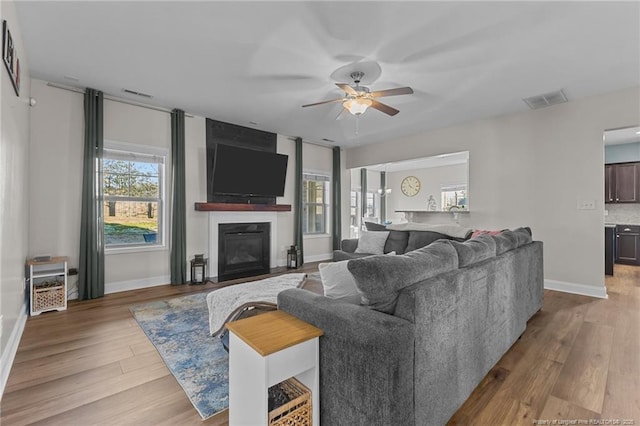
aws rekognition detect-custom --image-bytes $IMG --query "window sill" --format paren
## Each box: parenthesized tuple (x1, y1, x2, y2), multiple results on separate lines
(105, 244, 168, 255)
(303, 233, 331, 240)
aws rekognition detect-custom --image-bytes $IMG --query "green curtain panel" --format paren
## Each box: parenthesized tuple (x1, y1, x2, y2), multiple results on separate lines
(332, 147, 342, 250)
(170, 109, 187, 284)
(294, 137, 305, 265)
(380, 171, 387, 223)
(360, 168, 367, 222)
(78, 88, 105, 300)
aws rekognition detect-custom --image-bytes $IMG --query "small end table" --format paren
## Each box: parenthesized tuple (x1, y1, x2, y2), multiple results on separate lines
(226, 310, 323, 425)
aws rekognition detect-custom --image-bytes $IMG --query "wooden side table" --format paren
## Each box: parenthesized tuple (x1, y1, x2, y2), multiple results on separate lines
(226, 310, 323, 426)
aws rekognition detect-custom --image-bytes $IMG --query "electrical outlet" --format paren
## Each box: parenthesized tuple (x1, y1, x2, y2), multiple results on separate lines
(577, 199, 596, 210)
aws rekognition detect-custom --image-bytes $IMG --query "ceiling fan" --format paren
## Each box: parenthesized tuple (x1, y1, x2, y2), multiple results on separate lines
(302, 71, 413, 117)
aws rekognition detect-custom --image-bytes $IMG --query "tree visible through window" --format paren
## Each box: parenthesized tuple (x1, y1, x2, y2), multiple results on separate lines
(303, 173, 330, 234)
(103, 144, 165, 247)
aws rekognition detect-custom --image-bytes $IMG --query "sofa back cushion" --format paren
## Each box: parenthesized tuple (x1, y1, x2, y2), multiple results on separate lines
(384, 230, 410, 255)
(492, 227, 533, 255)
(347, 240, 459, 313)
(406, 231, 452, 252)
(450, 234, 497, 267)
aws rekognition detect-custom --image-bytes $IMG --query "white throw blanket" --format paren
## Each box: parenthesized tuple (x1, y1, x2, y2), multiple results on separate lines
(206, 273, 307, 336)
(386, 222, 472, 239)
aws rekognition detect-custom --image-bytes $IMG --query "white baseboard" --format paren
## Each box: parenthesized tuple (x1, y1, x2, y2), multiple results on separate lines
(1, 302, 28, 399)
(105, 275, 171, 295)
(544, 279, 608, 299)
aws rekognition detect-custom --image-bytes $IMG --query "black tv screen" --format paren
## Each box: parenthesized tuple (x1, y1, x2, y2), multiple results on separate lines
(211, 144, 288, 197)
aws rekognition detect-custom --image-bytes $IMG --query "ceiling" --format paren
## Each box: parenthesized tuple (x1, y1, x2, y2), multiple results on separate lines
(15, 1, 640, 148)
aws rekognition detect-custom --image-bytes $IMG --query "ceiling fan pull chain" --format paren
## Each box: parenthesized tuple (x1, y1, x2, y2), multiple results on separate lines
(355, 115, 360, 136)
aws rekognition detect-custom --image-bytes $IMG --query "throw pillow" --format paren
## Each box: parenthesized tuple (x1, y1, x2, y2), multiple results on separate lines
(355, 230, 390, 254)
(318, 261, 361, 303)
(471, 229, 503, 238)
(347, 240, 459, 313)
(450, 235, 496, 267)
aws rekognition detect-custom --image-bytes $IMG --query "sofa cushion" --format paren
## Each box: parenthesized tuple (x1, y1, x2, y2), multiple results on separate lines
(406, 231, 451, 252)
(347, 240, 459, 313)
(333, 250, 371, 262)
(365, 221, 387, 231)
(450, 234, 496, 267)
(355, 230, 389, 254)
(318, 261, 361, 304)
(384, 230, 410, 255)
(513, 227, 533, 246)
(492, 231, 518, 255)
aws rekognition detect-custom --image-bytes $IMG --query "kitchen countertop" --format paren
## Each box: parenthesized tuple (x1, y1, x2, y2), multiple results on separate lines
(605, 222, 640, 227)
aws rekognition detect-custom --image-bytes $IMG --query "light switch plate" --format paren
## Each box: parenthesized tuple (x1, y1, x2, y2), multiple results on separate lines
(577, 199, 596, 210)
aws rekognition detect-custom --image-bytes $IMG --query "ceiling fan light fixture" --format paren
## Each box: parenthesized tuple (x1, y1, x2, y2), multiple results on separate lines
(344, 98, 372, 115)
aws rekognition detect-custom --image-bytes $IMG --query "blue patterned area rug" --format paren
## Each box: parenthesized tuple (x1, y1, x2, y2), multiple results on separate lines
(130, 293, 228, 419)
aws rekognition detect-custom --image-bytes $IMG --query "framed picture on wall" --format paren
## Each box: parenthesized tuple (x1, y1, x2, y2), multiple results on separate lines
(3, 20, 20, 96)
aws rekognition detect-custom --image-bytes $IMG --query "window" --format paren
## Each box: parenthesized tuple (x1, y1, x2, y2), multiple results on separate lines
(441, 184, 468, 211)
(303, 173, 330, 234)
(103, 142, 166, 248)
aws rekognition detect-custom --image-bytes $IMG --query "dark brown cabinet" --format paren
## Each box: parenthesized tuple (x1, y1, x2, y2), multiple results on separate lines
(616, 225, 640, 265)
(605, 162, 639, 203)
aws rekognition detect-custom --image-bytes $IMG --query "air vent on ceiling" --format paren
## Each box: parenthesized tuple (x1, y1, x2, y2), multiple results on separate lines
(523, 89, 567, 110)
(122, 88, 153, 99)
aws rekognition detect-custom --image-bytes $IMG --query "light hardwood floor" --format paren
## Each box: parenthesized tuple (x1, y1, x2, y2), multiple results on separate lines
(1, 264, 638, 425)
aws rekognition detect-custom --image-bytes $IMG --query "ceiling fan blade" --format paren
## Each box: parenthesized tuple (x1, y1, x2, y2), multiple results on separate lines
(335, 83, 358, 96)
(370, 87, 414, 98)
(335, 107, 348, 121)
(370, 100, 400, 116)
(302, 98, 344, 108)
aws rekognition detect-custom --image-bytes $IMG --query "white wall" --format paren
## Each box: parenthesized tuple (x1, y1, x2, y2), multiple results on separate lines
(0, 0, 31, 394)
(345, 86, 640, 295)
(28, 81, 336, 287)
(386, 163, 467, 222)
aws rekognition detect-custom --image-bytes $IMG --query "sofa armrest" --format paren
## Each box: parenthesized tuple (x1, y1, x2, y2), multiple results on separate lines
(278, 288, 415, 426)
(340, 238, 358, 253)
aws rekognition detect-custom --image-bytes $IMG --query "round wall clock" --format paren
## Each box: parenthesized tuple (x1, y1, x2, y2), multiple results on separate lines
(401, 176, 421, 197)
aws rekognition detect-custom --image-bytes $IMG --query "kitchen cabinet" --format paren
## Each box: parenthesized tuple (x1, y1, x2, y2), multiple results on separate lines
(615, 225, 640, 265)
(605, 162, 639, 203)
(605, 226, 615, 275)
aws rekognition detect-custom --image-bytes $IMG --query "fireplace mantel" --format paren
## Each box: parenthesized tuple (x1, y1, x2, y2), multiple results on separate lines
(195, 202, 291, 212)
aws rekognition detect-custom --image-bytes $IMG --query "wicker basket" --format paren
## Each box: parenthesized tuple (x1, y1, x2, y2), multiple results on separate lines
(268, 377, 312, 426)
(33, 281, 65, 312)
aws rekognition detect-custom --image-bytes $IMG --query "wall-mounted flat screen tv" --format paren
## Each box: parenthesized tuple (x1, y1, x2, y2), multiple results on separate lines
(211, 144, 288, 197)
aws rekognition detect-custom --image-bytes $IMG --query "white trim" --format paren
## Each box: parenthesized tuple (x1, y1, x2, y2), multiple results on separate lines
(544, 279, 608, 299)
(1, 303, 28, 399)
(304, 253, 333, 263)
(105, 275, 170, 295)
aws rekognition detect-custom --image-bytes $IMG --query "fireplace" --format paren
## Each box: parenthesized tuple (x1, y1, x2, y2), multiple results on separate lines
(218, 222, 270, 281)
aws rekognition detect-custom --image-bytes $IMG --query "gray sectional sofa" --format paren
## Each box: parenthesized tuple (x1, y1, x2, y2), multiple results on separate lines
(333, 228, 470, 261)
(278, 228, 543, 426)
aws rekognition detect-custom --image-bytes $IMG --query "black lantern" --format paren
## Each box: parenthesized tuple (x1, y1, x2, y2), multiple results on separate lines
(190, 255, 208, 284)
(287, 245, 301, 269)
